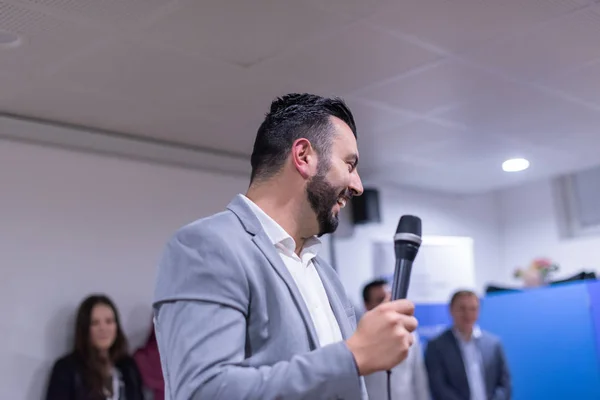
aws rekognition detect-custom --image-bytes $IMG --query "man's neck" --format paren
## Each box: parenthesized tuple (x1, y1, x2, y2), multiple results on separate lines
(246, 183, 313, 254)
(455, 326, 474, 341)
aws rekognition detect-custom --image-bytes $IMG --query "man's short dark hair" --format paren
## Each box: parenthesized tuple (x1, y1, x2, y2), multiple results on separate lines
(250, 93, 357, 182)
(449, 289, 478, 307)
(362, 278, 388, 305)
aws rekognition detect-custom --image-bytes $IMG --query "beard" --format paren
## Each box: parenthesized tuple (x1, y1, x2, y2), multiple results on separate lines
(306, 165, 351, 237)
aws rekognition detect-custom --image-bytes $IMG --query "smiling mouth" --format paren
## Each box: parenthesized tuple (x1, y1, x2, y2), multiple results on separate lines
(337, 197, 348, 209)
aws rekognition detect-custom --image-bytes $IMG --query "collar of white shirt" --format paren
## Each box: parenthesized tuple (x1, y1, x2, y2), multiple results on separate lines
(241, 194, 322, 262)
(452, 325, 482, 343)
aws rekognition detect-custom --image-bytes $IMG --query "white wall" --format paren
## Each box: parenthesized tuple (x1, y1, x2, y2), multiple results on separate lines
(0, 139, 248, 400)
(333, 184, 503, 309)
(498, 178, 600, 284)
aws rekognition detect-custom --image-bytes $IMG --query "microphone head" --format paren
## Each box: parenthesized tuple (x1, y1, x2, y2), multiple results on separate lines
(394, 215, 422, 246)
(396, 215, 422, 236)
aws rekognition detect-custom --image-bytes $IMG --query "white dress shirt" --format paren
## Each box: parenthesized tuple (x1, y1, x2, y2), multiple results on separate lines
(242, 195, 343, 347)
(363, 332, 430, 400)
(453, 326, 487, 400)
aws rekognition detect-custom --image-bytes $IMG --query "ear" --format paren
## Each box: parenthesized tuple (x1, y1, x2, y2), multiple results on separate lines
(291, 138, 317, 179)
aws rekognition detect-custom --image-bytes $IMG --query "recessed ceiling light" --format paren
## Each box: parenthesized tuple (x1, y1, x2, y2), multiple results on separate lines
(0, 30, 21, 47)
(502, 158, 530, 172)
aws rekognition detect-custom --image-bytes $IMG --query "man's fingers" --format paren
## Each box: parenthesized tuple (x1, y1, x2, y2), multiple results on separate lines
(387, 299, 415, 316)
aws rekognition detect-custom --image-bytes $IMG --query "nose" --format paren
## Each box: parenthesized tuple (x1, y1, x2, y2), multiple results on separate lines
(349, 170, 363, 197)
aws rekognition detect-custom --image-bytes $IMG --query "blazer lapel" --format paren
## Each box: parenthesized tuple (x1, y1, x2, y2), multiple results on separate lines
(252, 233, 320, 348)
(227, 195, 320, 350)
(446, 331, 470, 390)
(313, 258, 353, 339)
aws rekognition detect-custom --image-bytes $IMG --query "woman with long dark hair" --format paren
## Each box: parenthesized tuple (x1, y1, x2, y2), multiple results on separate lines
(46, 294, 144, 400)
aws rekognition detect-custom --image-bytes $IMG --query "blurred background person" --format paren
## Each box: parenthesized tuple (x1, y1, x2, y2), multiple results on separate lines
(425, 290, 511, 400)
(133, 320, 164, 400)
(45, 294, 144, 400)
(361, 279, 430, 400)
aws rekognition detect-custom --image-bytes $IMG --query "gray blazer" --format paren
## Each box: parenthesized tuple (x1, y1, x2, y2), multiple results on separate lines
(153, 194, 365, 400)
(424, 329, 511, 400)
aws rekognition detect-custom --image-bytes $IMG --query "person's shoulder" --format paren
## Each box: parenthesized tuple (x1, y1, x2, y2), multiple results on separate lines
(115, 355, 140, 373)
(51, 352, 79, 374)
(155, 207, 250, 305)
(176, 209, 240, 240)
(480, 330, 502, 346)
(427, 328, 453, 347)
(164, 208, 249, 257)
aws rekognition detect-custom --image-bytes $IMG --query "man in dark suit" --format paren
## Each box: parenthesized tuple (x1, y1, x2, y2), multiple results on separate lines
(425, 290, 511, 400)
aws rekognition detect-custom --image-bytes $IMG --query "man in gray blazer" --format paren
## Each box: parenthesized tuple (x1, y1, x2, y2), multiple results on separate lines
(425, 290, 511, 400)
(153, 93, 419, 400)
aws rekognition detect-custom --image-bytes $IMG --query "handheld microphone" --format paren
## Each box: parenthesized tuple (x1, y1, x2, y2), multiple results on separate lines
(390, 215, 422, 300)
(386, 215, 422, 400)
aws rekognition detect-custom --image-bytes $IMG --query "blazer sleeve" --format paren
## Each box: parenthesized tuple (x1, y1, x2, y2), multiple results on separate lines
(153, 226, 362, 400)
(424, 340, 463, 400)
(45, 358, 73, 400)
(411, 338, 431, 400)
(492, 342, 511, 400)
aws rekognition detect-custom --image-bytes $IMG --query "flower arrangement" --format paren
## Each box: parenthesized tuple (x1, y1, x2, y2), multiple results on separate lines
(514, 258, 560, 287)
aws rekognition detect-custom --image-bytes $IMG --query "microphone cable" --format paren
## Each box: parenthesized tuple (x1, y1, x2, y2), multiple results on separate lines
(386, 370, 392, 400)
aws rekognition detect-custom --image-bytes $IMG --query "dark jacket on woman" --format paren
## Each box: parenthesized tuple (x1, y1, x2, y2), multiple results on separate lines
(46, 352, 145, 400)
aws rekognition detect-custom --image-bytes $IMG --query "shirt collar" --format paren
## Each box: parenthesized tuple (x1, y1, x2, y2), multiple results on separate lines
(452, 325, 482, 343)
(240, 194, 321, 257)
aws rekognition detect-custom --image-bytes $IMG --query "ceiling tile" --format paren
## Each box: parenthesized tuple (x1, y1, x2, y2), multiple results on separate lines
(303, 0, 392, 20)
(392, 125, 530, 172)
(343, 98, 414, 135)
(256, 23, 440, 95)
(541, 59, 600, 104)
(371, 133, 579, 194)
(538, 129, 600, 167)
(355, 60, 510, 113)
(178, 69, 342, 146)
(0, 71, 34, 104)
(408, 131, 539, 164)
(7, 0, 174, 28)
(48, 38, 248, 113)
(0, 1, 103, 77)
(138, 0, 352, 68)
(359, 156, 447, 189)
(0, 1, 65, 35)
(424, 143, 592, 193)
(366, 0, 585, 53)
(357, 118, 468, 169)
(436, 82, 600, 146)
(465, 10, 600, 80)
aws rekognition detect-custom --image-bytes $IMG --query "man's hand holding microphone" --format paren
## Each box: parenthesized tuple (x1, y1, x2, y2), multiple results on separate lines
(346, 298, 417, 375)
(348, 214, 422, 377)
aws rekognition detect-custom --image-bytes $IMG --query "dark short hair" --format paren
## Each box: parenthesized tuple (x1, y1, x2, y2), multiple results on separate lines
(449, 289, 479, 307)
(250, 93, 357, 182)
(362, 278, 388, 304)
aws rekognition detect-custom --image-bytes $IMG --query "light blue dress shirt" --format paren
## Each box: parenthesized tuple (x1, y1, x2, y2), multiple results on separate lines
(453, 326, 487, 400)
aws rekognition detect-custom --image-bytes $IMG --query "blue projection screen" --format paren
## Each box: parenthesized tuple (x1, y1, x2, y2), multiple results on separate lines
(479, 282, 600, 400)
(589, 281, 600, 369)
